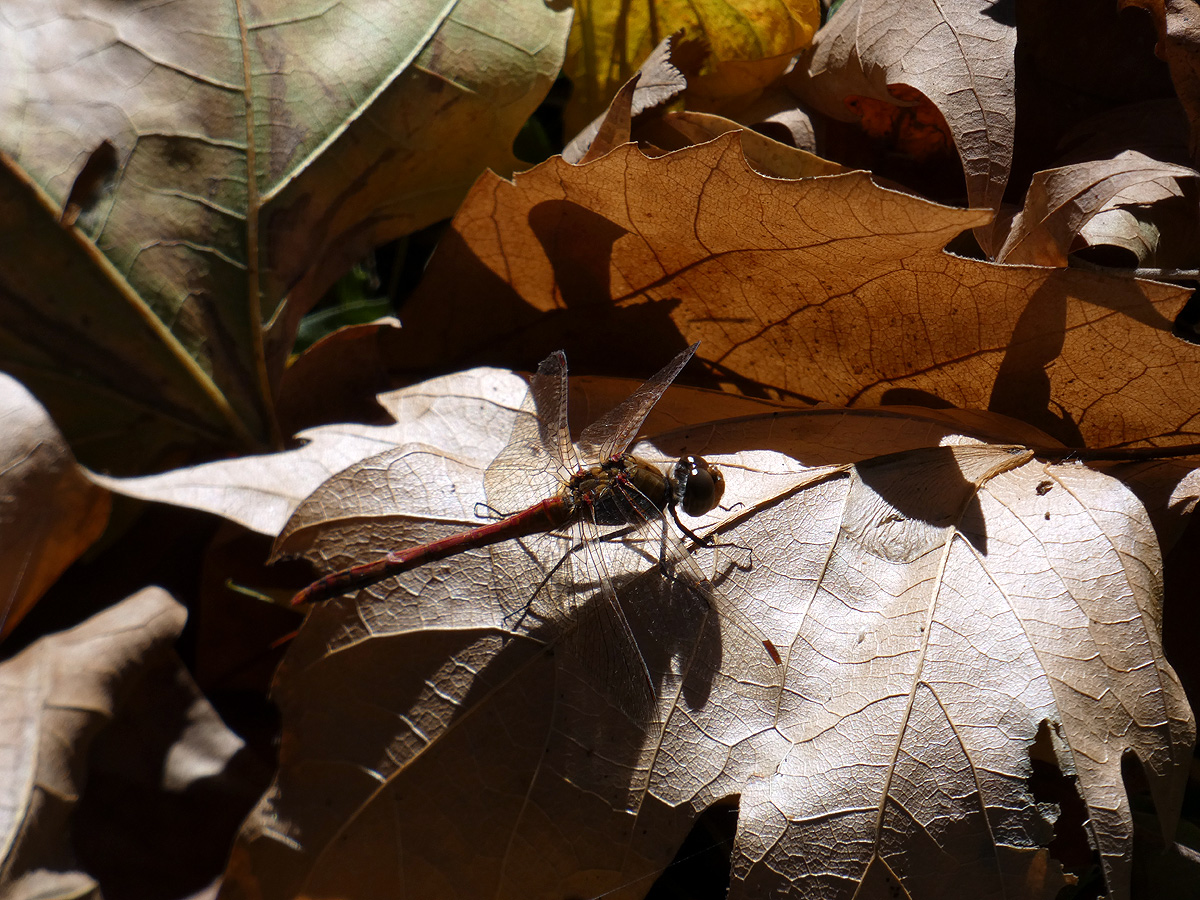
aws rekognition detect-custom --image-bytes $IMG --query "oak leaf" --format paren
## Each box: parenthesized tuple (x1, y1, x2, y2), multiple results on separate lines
(388, 133, 1195, 450)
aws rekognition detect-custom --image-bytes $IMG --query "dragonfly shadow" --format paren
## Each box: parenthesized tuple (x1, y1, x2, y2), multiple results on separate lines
(622, 565, 724, 713)
(495, 538, 728, 722)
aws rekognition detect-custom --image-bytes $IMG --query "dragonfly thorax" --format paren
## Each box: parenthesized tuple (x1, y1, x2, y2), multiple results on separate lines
(567, 453, 726, 527)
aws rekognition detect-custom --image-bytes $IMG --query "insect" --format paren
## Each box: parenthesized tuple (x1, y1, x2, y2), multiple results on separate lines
(295, 344, 781, 716)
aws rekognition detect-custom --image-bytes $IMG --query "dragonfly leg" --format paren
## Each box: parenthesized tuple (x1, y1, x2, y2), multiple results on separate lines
(500, 539, 581, 632)
(474, 501, 506, 521)
(669, 502, 712, 547)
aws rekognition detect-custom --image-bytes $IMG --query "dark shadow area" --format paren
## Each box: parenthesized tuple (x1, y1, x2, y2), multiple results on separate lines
(1028, 723, 1094, 881)
(646, 801, 738, 900)
(982, 0, 1017, 28)
(385, 206, 702, 386)
(1012, 0, 1173, 206)
(877, 388, 957, 409)
(1122, 748, 1200, 900)
(1173, 289, 1200, 347)
(853, 445, 993, 556)
(1163, 512, 1200, 717)
(988, 277, 1084, 447)
(528, 200, 630, 310)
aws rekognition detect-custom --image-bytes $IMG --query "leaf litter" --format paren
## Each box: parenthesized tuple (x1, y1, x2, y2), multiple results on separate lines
(5, 0, 1200, 898)
(200, 362, 1194, 900)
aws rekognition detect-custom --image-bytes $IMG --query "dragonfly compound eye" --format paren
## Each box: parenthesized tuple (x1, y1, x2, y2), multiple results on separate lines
(673, 455, 726, 517)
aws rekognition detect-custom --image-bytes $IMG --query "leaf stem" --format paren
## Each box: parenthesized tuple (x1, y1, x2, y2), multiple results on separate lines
(1033, 443, 1200, 461)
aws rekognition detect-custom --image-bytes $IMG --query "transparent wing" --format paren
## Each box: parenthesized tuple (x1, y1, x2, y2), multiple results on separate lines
(500, 517, 657, 723)
(577, 343, 699, 463)
(562, 515, 658, 722)
(485, 351, 575, 515)
(605, 477, 785, 693)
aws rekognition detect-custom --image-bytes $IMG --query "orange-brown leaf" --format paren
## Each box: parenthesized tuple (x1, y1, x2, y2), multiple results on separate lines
(391, 134, 1195, 449)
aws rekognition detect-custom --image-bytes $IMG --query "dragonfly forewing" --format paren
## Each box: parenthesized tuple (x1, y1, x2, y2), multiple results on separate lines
(577, 343, 699, 463)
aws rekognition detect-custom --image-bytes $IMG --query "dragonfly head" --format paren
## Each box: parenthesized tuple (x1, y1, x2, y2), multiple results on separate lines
(672, 455, 726, 517)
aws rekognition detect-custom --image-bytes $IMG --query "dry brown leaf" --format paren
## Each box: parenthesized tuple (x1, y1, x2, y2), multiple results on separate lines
(224, 369, 1191, 900)
(0, 0, 571, 470)
(792, 0, 1015, 255)
(0, 588, 262, 897)
(999, 151, 1200, 266)
(389, 133, 1195, 450)
(0, 374, 109, 642)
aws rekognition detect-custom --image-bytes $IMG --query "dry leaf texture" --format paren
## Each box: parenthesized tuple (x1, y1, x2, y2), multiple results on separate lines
(0, 374, 109, 641)
(396, 133, 1195, 449)
(226, 373, 1192, 900)
(796, 0, 1015, 254)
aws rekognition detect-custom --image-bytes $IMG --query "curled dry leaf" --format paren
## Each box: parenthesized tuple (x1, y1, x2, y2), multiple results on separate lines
(226, 369, 1192, 900)
(563, 0, 821, 136)
(0, 588, 261, 898)
(998, 150, 1200, 266)
(793, 0, 1016, 255)
(0, 373, 109, 642)
(391, 132, 1195, 450)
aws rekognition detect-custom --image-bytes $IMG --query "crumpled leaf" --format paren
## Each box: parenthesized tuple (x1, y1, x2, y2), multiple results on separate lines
(792, 0, 1016, 255)
(389, 132, 1194, 450)
(564, 33, 700, 164)
(0, 373, 109, 641)
(998, 150, 1200, 266)
(224, 371, 1192, 900)
(0, 588, 264, 898)
(564, 0, 820, 137)
(0, 0, 570, 471)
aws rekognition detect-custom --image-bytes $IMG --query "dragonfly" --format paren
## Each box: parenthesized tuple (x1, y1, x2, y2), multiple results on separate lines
(294, 343, 782, 717)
